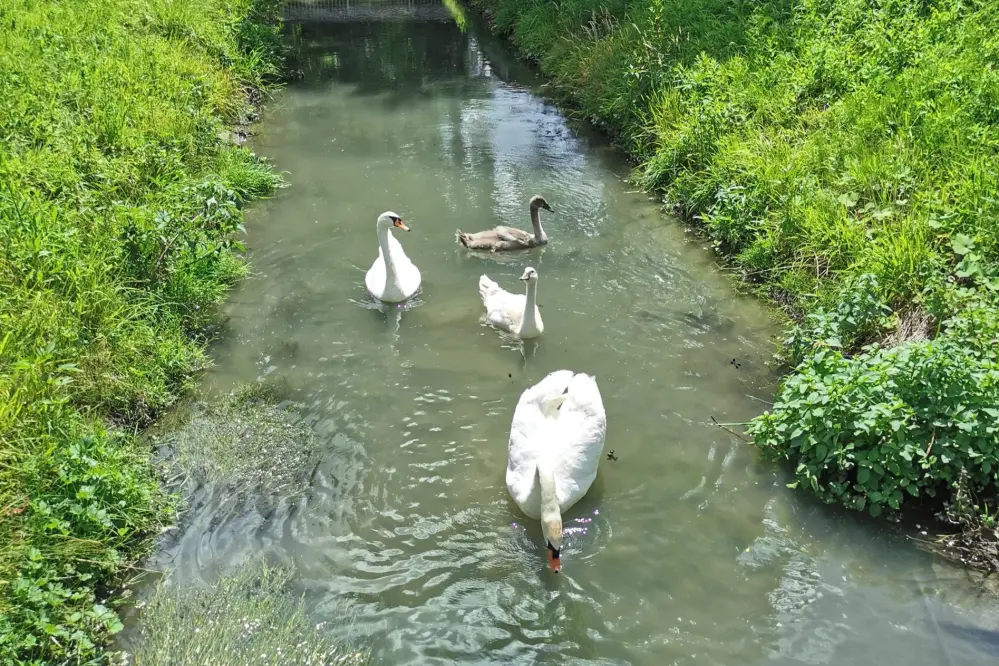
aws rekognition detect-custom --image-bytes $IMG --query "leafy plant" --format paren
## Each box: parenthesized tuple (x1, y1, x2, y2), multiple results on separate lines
(749, 285, 999, 517)
(782, 273, 892, 367)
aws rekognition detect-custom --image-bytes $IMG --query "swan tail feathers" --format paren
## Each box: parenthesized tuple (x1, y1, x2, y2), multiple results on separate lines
(455, 229, 470, 247)
(478, 274, 501, 301)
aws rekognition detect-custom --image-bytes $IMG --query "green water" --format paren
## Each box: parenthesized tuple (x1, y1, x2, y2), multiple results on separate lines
(144, 3, 999, 664)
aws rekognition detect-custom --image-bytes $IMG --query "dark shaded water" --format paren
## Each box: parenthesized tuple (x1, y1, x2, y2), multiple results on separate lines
(141, 2, 999, 664)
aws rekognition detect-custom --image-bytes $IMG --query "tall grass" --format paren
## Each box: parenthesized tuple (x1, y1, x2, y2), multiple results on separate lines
(0, 0, 283, 662)
(470, 0, 999, 545)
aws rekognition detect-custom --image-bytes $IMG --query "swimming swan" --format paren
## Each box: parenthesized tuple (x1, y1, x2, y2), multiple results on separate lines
(365, 211, 422, 303)
(506, 370, 607, 573)
(478, 267, 543, 338)
(456, 195, 554, 251)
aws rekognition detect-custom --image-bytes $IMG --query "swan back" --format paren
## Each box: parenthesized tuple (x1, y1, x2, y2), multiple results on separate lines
(506, 371, 606, 519)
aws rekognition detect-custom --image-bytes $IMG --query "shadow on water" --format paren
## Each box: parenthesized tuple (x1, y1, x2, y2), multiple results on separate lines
(284, 0, 544, 103)
(940, 622, 999, 658)
(286, 16, 478, 103)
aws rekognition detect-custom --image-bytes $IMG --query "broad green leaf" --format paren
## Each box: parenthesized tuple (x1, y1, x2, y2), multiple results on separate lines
(951, 232, 974, 255)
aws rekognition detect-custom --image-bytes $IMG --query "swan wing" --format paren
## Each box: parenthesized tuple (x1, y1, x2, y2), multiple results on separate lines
(549, 373, 606, 510)
(478, 276, 524, 332)
(386, 232, 422, 298)
(505, 372, 573, 518)
(506, 371, 606, 516)
(493, 226, 532, 244)
(365, 247, 387, 299)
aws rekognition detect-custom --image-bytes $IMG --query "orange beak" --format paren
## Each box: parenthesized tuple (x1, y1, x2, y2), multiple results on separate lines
(547, 548, 561, 573)
(393, 218, 410, 232)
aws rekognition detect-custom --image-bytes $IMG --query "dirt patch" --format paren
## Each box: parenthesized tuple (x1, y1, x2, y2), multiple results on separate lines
(915, 471, 999, 575)
(883, 307, 934, 348)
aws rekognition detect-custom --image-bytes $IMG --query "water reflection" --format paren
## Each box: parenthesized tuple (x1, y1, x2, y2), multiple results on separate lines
(286, 17, 481, 101)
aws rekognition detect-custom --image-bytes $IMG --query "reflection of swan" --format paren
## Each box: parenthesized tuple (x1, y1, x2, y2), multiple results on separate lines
(506, 370, 607, 572)
(365, 212, 421, 302)
(478, 267, 543, 338)
(456, 195, 553, 251)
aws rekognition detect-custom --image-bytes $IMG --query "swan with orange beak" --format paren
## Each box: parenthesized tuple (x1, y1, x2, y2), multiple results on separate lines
(506, 370, 606, 574)
(365, 211, 422, 303)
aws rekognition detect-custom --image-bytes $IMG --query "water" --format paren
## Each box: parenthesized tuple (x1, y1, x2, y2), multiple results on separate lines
(144, 3, 999, 664)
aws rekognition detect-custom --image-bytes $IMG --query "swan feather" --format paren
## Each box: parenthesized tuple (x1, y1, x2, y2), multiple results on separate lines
(506, 371, 606, 520)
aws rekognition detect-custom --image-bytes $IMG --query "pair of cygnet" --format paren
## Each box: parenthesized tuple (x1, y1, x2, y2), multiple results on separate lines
(362, 197, 606, 575)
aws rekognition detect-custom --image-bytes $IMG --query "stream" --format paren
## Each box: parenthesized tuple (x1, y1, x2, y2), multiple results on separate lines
(137, 2, 999, 664)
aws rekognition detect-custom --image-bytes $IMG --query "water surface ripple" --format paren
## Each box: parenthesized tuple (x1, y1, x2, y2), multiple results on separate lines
(147, 4, 999, 664)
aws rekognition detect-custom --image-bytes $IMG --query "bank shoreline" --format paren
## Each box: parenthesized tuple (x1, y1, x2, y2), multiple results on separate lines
(0, 1, 285, 662)
(463, 0, 999, 572)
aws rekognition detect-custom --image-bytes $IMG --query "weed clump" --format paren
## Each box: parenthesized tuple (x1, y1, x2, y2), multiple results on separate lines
(126, 562, 366, 666)
(749, 276, 999, 518)
(0, 0, 284, 662)
(153, 385, 319, 496)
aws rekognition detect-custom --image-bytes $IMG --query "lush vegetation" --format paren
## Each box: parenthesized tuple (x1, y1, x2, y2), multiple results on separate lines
(469, 0, 999, 548)
(129, 562, 366, 666)
(0, 0, 283, 662)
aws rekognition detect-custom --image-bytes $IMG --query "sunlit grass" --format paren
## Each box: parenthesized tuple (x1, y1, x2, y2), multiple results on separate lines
(0, 0, 283, 662)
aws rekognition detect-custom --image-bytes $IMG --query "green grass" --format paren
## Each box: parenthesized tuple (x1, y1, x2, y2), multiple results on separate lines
(470, 0, 999, 546)
(0, 0, 284, 662)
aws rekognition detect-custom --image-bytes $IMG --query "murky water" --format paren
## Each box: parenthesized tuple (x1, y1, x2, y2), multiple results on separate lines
(144, 3, 999, 664)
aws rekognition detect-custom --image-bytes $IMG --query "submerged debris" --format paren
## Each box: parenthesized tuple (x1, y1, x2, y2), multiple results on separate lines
(918, 470, 999, 575)
(151, 383, 319, 497)
(125, 561, 366, 666)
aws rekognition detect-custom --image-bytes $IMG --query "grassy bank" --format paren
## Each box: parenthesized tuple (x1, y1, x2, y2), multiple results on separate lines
(469, 0, 999, 561)
(0, 0, 283, 661)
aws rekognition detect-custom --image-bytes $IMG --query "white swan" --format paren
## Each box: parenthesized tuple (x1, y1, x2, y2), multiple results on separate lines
(365, 211, 422, 303)
(506, 370, 606, 573)
(478, 267, 543, 338)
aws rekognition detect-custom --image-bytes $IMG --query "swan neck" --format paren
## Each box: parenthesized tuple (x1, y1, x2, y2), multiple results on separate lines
(536, 460, 559, 516)
(530, 207, 545, 243)
(522, 279, 538, 326)
(377, 224, 397, 275)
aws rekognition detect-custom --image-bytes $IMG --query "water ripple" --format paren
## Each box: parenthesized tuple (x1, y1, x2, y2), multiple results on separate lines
(139, 8, 999, 666)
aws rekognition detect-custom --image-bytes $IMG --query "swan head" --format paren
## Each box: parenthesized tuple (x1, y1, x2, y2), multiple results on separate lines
(519, 267, 539, 283)
(377, 211, 409, 232)
(529, 195, 553, 213)
(541, 510, 563, 573)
